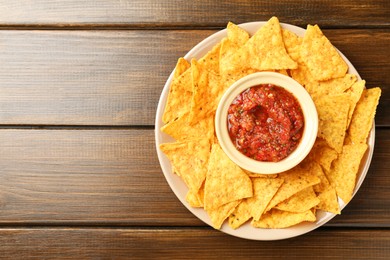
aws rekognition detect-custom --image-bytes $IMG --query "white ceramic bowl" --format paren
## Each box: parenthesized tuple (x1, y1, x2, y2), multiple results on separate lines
(215, 72, 318, 174)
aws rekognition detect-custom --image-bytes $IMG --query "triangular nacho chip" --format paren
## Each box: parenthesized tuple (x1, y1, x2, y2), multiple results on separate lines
(345, 80, 365, 128)
(186, 185, 205, 208)
(160, 139, 210, 192)
(162, 61, 192, 124)
(274, 186, 320, 213)
(161, 111, 214, 143)
(207, 200, 241, 229)
(325, 143, 368, 203)
(228, 16, 297, 71)
(306, 162, 340, 214)
(204, 144, 252, 211)
(227, 22, 250, 46)
(198, 42, 222, 74)
(306, 138, 338, 172)
(252, 209, 316, 229)
(300, 24, 348, 81)
(305, 74, 357, 98)
(265, 166, 320, 212)
(315, 94, 351, 153)
(228, 177, 283, 229)
(189, 59, 223, 125)
(347, 87, 381, 144)
(282, 28, 303, 62)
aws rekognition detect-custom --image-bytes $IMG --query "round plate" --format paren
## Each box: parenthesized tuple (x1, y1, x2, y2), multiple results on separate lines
(155, 21, 375, 240)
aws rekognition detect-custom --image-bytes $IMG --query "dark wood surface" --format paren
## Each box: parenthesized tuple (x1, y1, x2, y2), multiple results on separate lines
(0, 1, 389, 259)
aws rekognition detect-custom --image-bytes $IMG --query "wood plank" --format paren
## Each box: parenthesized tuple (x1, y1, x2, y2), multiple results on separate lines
(0, 228, 389, 259)
(0, 1, 388, 28)
(0, 29, 388, 126)
(0, 129, 389, 226)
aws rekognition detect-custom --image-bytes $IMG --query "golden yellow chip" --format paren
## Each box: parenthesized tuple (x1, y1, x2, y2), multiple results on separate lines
(306, 74, 357, 98)
(348, 87, 381, 144)
(228, 177, 283, 229)
(265, 166, 320, 212)
(228, 200, 252, 229)
(161, 112, 214, 143)
(305, 162, 340, 214)
(186, 186, 205, 208)
(228, 16, 297, 72)
(316, 188, 340, 214)
(345, 80, 365, 128)
(204, 144, 252, 211)
(160, 139, 210, 192)
(189, 59, 223, 125)
(220, 24, 251, 77)
(306, 138, 338, 172)
(227, 22, 250, 46)
(290, 63, 316, 90)
(275, 187, 320, 213)
(315, 94, 351, 153)
(207, 200, 241, 229)
(252, 209, 316, 229)
(282, 28, 302, 62)
(198, 42, 222, 74)
(162, 64, 192, 124)
(300, 24, 348, 81)
(326, 143, 368, 203)
(174, 57, 190, 78)
(219, 38, 240, 75)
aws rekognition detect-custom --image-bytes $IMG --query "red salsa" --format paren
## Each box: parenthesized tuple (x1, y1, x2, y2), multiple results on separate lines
(227, 84, 304, 162)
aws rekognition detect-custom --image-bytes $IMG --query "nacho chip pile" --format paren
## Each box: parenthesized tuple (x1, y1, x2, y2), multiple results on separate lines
(159, 16, 381, 230)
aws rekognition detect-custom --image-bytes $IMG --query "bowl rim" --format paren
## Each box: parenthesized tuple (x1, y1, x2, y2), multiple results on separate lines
(215, 71, 318, 174)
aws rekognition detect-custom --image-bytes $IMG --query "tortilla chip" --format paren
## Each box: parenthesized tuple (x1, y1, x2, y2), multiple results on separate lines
(244, 170, 278, 178)
(228, 177, 284, 229)
(315, 94, 351, 153)
(252, 209, 316, 229)
(198, 42, 222, 74)
(348, 87, 381, 144)
(220, 23, 250, 76)
(228, 200, 252, 229)
(326, 143, 368, 203)
(227, 22, 250, 46)
(290, 63, 316, 90)
(204, 144, 252, 211)
(282, 28, 302, 62)
(306, 74, 357, 98)
(228, 17, 297, 71)
(316, 188, 340, 214)
(207, 200, 241, 229)
(189, 59, 223, 125)
(275, 187, 320, 213)
(174, 57, 190, 78)
(345, 80, 365, 128)
(160, 139, 210, 192)
(162, 65, 192, 124)
(265, 166, 320, 212)
(186, 185, 205, 208)
(300, 24, 348, 81)
(219, 38, 240, 75)
(307, 138, 338, 172)
(305, 162, 340, 214)
(161, 112, 214, 143)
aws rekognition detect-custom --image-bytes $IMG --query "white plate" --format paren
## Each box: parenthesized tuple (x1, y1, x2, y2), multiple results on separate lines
(155, 21, 375, 240)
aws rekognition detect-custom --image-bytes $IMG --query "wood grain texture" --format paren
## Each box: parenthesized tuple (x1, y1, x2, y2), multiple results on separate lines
(0, 129, 389, 227)
(0, 228, 389, 259)
(0, 29, 388, 126)
(0, 1, 388, 28)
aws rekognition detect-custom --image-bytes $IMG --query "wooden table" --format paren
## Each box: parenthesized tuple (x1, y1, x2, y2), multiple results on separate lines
(0, 1, 389, 259)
